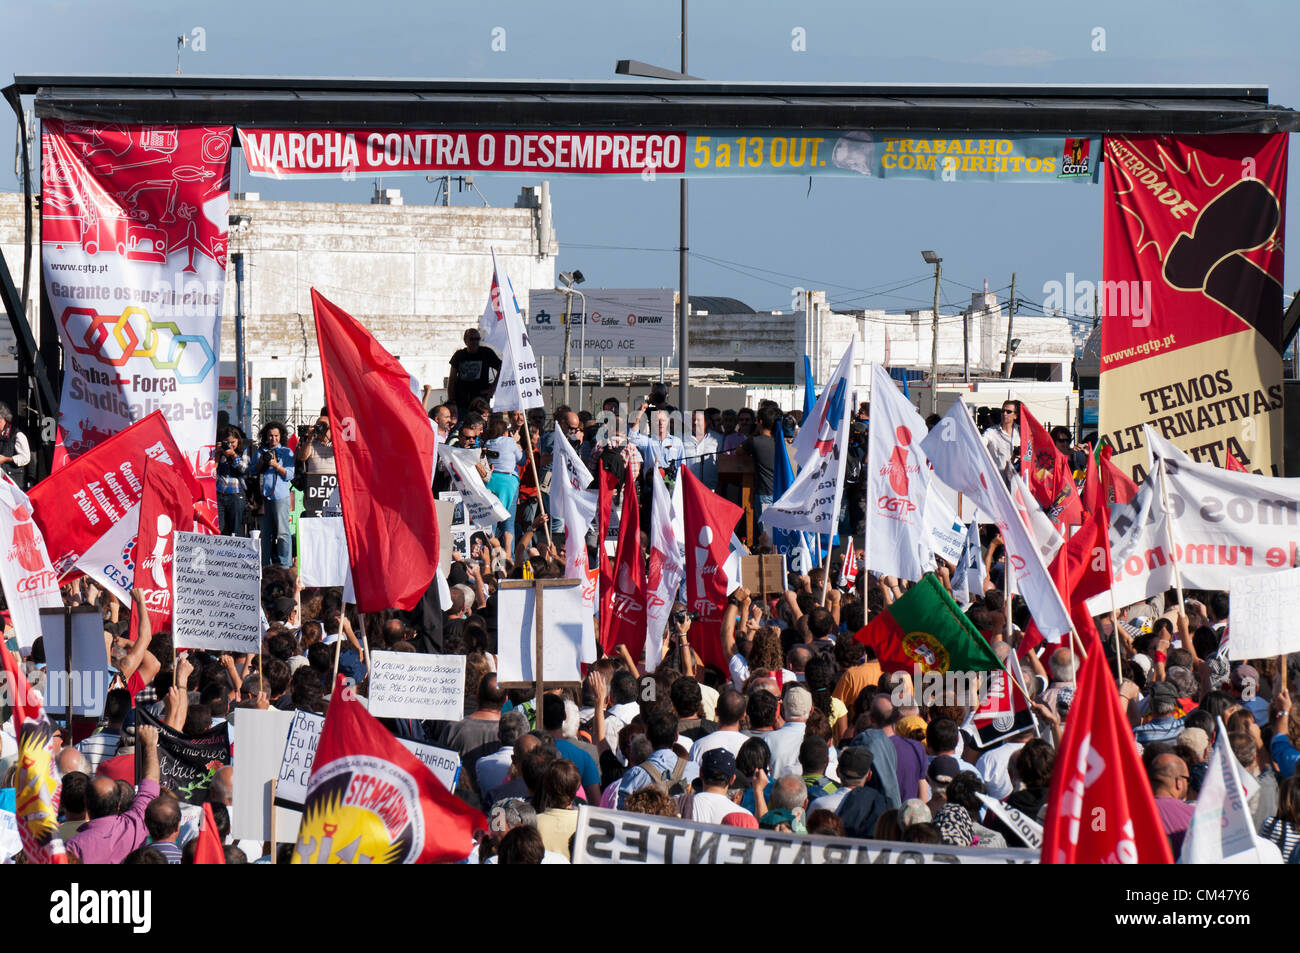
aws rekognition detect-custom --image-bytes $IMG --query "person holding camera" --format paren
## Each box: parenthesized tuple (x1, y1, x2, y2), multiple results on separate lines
(295, 411, 337, 476)
(254, 421, 296, 567)
(627, 393, 683, 473)
(214, 425, 250, 536)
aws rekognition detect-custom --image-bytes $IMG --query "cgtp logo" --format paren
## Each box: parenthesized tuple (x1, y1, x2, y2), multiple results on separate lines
(60, 305, 216, 383)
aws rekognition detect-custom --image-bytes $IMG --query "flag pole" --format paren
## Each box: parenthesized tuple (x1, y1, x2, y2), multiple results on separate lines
(1155, 457, 1187, 614)
(521, 415, 553, 549)
(269, 777, 278, 864)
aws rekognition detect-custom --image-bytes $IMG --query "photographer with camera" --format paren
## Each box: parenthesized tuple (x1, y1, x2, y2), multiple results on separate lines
(295, 410, 337, 476)
(254, 421, 296, 567)
(214, 425, 251, 536)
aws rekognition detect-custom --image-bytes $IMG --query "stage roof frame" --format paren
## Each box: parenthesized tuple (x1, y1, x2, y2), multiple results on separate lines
(7, 75, 1300, 134)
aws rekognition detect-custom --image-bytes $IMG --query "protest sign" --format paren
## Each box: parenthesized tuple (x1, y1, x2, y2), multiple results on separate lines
(442, 445, 510, 529)
(1228, 567, 1300, 661)
(496, 580, 592, 686)
(137, 708, 231, 805)
(229, 708, 301, 843)
(367, 651, 465, 722)
(172, 531, 261, 653)
(299, 473, 341, 518)
(438, 491, 477, 556)
(39, 607, 111, 719)
(275, 709, 460, 808)
(434, 497, 454, 573)
(298, 516, 352, 588)
(977, 793, 1043, 850)
(572, 806, 1038, 865)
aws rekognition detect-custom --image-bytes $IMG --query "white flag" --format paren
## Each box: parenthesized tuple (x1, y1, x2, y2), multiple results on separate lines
(920, 399, 1072, 641)
(1180, 717, 1278, 864)
(550, 421, 593, 520)
(489, 251, 544, 413)
(953, 519, 986, 607)
(441, 445, 510, 529)
(480, 247, 520, 356)
(866, 363, 935, 582)
(645, 469, 685, 673)
(0, 476, 62, 652)
(1010, 472, 1064, 565)
(764, 338, 855, 536)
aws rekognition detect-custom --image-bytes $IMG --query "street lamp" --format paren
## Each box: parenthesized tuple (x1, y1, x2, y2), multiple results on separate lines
(921, 250, 942, 414)
(616, 0, 692, 424)
(557, 270, 586, 410)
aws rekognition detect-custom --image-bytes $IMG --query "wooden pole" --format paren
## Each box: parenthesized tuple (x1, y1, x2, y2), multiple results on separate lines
(521, 415, 553, 549)
(64, 608, 72, 729)
(534, 579, 546, 712)
(269, 777, 278, 864)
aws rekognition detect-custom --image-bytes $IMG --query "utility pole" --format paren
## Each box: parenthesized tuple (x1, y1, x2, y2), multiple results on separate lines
(921, 251, 942, 414)
(1002, 272, 1017, 379)
(677, 0, 690, 426)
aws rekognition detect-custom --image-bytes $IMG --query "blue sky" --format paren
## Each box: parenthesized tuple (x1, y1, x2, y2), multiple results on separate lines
(3, 0, 1297, 320)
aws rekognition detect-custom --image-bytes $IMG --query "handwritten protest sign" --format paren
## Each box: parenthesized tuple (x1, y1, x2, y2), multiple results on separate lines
(1229, 567, 1300, 661)
(275, 709, 461, 808)
(172, 531, 262, 652)
(368, 651, 465, 721)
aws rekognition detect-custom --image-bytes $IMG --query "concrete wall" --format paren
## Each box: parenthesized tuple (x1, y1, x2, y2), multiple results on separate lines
(222, 189, 556, 425)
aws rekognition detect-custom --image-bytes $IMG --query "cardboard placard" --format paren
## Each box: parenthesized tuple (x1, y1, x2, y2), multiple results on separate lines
(496, 581, 590, 685)
(172, 531, 262, 653)
(39, 607, 111, 718)
(230, 708, 302, 842)
(367, 651, 465, 722)
(1229, 566, 1300, 661)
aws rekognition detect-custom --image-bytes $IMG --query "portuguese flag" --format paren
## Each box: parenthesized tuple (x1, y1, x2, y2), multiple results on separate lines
(854, 573, 1001, 674)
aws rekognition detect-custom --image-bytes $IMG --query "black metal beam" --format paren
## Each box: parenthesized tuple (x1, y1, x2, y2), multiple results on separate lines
(0, 244, 59, 419)
(7, 75, 1297, 135)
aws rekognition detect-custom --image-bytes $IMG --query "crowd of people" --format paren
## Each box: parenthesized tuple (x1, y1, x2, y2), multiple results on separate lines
(2, 329, 1296, 866)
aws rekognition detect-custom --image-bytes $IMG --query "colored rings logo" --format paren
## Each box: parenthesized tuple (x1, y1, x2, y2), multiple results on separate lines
(60, 306, 215, 383)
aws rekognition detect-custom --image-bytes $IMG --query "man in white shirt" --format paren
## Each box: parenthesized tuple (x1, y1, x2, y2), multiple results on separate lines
(981, 400, 1020, 482)
(627, 399, 684, 472)
(691, 690, 749, 764)
(764, 685, 814, 779)
(604, 670, 643, 761)
(684, 411, 723, 490)
(476, 710, 529, 795)
(684, 749, 753, 825)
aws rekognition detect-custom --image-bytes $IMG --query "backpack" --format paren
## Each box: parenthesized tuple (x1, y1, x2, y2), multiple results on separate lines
(643, 757, 690, 797)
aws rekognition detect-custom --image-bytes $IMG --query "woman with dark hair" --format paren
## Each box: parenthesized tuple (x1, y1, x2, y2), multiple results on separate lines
(804, 655, 849, 741)
(737, 736, 773, 818)
(1260, 776, 1300, 860)
(1006, 739, 1055, 820)
(253, 420, 295, 567)
(533, 760, 582, 859)
(484, 413, 524, 549)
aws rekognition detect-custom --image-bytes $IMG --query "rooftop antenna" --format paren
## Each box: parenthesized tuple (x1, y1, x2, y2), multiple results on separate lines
(176, 34, 188, 75)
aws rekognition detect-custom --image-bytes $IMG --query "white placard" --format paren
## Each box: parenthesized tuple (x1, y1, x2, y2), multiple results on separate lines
(368, 651, 465, 721)
(172, 532, 262, 652)
(298, 517, 352, 588)
(230, 708, 301, 842)
(275, 709, 461, 807)
(1229, 567, 1300, 661)
(496, 582, 588, 684)
(40, 609, 111, 718)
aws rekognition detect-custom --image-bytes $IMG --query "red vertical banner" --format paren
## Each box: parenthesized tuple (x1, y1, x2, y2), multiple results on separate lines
(681, 468, 743, 673)
(1100, 134, 1287, 480)
(130, 457, 196, 635)
(41, 122, 232, 501)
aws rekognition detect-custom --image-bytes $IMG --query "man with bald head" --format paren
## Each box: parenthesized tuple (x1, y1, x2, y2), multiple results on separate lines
(67, 725, 161, 864)
(1149, 751, 1195, 855)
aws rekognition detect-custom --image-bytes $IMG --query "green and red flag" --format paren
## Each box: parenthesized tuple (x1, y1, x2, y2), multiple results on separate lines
(854, 573, 1002, 674)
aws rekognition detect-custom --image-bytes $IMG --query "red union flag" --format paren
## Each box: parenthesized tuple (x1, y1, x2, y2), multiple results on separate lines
(29, 411, 201, 603)
(681, 467, 743, 673)
(1100, 134, 1287, 482)
(1041, 646, 1172, 864)
(293, 678, 485, 864)
(1019, 406, 1083, 528)
(41, 121, 231, 500)
(129, 457, 196, 634)
(601, 466, 645, 659)
(0, 476, 63, 652)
